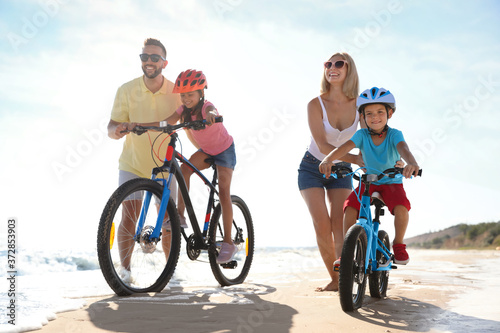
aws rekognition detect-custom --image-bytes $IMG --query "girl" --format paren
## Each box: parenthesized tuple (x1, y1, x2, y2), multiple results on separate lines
(168, 69, 237, 264)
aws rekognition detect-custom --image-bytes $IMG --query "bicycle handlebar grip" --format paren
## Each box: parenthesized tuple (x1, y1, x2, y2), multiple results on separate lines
(396, 167, 422, 177)
(329, 165, 353, 179)
(384, 167, 423, 178)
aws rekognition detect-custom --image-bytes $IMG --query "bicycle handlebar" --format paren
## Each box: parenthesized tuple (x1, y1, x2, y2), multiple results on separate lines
(121, 116, 223, 135)
(329, 165, 422, 181)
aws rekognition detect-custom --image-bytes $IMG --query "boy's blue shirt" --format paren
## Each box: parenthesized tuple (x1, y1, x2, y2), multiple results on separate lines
(350, 127, 405, 185)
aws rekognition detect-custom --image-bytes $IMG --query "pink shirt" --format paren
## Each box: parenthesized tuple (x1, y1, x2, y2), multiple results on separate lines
(175, 101, 233, 155)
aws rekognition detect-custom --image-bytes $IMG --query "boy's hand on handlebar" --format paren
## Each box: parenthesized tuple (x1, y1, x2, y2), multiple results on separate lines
(394, 159, 405, 168)
(403, 163, 420, 179)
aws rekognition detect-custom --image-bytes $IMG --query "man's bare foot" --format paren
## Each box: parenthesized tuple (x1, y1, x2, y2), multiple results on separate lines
(315, 280, 338, 292)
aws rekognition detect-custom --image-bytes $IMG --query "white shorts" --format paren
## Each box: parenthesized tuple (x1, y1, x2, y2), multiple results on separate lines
(118, 170, 178, 204)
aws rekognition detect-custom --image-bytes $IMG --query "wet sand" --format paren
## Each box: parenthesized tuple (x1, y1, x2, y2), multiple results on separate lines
(36, 249, 500, 333)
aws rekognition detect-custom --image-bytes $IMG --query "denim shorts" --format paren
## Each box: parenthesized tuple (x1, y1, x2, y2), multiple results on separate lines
(201, 142, 236, 170)
(297, 151, 353, 191)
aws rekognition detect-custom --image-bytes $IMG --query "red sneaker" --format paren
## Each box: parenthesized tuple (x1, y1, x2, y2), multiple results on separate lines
(393, 244, 410, 265)
(333, 257, 341, 271)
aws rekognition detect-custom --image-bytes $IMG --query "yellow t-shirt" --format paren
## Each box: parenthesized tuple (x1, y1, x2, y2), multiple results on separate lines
(111, 76, 181, 178)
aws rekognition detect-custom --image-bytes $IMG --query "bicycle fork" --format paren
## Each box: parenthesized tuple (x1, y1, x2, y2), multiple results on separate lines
(357, 193, 392, 275)
(133, 176, 173, 244)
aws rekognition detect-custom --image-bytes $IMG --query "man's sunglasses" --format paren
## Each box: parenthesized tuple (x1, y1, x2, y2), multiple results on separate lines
(324, 60, 347, 69)
(139, 53, 166, 62)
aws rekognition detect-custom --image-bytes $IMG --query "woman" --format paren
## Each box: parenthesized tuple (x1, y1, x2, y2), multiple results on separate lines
(298, 52, 363, 291)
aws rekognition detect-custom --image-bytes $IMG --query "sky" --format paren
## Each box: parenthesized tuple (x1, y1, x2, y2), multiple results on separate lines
(0, 0, 499, 252)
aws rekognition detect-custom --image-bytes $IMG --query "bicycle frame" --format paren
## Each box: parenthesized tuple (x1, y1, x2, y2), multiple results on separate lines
(356, 175, 393, 274)
(132, 131, 219, 248)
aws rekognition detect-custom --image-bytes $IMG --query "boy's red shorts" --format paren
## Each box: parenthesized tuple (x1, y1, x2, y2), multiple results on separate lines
(343, 183, 411, 215)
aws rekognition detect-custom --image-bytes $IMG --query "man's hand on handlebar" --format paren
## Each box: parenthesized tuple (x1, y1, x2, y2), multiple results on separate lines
(116, 122, 138, 138)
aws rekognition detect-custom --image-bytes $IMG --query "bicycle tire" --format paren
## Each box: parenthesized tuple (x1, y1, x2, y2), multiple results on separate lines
(97, 178, 181, 296)
(369, 230, 391, 298)
(208, 195, 254, 286)
(338, 224, 367, 312)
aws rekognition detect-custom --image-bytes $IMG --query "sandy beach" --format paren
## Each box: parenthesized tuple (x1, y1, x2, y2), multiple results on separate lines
(33, 249, 500, 333)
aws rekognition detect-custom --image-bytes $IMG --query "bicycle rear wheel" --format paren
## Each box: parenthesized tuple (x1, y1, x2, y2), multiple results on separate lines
(97, 178, 181, 296)
(339, 224, 367, 312)
(208, 195, 254, 286)
(369, 230, 391, 298)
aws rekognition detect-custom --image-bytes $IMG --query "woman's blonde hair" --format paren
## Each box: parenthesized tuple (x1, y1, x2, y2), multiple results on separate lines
(320, 52, 359, 99)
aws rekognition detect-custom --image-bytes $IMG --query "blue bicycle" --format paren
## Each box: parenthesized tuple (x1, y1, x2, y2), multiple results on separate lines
(330, 165, 422, 311)
(97, 118, 254, 296)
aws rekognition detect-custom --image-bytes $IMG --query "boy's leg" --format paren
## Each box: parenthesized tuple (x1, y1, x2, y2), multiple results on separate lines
(380, 184, 411, 245)
(392, 205, 410, 264)
(379, 184, 411, 264)
(393, 205, 409, 245)
(342, 187, 362, 237)
(343, 206, 358, 237)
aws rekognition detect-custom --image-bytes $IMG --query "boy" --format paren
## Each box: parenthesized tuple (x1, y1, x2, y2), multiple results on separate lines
(319, 87, 419, 264)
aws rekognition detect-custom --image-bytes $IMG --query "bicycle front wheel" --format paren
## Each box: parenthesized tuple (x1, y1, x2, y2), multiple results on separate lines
(97, 178, 181, 296)
(208, 195, 254, 286)
(369, 230, 391, 298)
(339, 224, 367, 312)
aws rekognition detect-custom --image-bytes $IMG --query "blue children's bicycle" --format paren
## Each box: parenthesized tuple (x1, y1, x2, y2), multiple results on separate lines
(97, 118, 254, 296)
(329, 165, 422, 311)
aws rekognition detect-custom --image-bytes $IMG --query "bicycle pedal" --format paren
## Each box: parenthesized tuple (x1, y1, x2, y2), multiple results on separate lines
(378, 261, 392, 269)
(221, 260, 237, 269)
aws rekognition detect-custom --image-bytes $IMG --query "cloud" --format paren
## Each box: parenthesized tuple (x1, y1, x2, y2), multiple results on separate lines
(0, 1, 499, 251)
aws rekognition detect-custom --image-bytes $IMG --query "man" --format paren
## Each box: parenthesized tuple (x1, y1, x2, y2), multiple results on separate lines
(108, 38, 180, 176)
(108, 38, 181, 274)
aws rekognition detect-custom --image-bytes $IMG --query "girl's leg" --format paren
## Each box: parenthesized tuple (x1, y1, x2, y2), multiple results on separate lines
(177, 151, 210, 216)
(216, 165, 234, 244)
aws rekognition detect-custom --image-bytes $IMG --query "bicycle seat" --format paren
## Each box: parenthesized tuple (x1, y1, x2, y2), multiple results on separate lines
(371, 192, 386, 207)
(204, 157, 216, 167)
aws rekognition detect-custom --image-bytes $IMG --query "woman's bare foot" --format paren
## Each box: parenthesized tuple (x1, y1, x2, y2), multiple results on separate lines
(315, 280, 338, 292)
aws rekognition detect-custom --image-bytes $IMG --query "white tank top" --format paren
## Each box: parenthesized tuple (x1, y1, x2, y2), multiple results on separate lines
(307, 96, 359, 161)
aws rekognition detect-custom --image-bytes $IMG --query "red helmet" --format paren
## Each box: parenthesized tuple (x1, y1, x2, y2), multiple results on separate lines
(172, 69, 207, 93)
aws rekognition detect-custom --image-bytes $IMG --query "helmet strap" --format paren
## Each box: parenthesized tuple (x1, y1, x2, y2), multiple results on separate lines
(367, 124, 388, 138)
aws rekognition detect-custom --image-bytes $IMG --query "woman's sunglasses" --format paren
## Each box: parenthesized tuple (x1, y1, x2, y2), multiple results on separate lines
(139, 53, 166, 63)
(324, 60, 347, 69)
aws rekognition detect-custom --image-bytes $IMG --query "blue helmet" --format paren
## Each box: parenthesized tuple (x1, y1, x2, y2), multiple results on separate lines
(356, 87, 396, 113)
